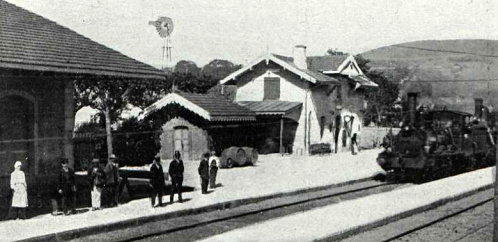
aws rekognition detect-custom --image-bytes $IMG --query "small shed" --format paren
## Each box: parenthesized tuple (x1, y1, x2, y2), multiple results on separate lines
(140, 92, 256, 161)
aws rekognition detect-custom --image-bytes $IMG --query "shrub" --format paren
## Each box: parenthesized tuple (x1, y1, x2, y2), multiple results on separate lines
(113, 117, 161, 167)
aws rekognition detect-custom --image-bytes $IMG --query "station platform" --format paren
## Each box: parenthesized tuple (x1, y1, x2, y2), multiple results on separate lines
(0, 149, 384, 242)
(198, 167, 495, 242)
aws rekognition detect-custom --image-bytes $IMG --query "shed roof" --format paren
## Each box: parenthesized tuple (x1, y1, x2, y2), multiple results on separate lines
(0, 1, 164, 80)
(238, 101, 302, 115)
(140, 92, 256, 122)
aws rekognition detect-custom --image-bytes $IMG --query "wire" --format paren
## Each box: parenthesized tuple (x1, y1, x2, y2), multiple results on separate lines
(393, 45, 498, 58)
(405, 79, 498, 83)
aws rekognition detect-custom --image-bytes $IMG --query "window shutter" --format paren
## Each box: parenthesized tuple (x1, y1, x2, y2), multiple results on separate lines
(264, 77, 280, 100)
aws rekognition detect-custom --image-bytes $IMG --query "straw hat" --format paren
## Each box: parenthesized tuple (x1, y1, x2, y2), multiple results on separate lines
(14, 161, 22, 169)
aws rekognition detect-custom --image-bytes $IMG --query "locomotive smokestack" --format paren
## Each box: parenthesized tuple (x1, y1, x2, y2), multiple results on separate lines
(408, 93, 418, 126)
(475, 98, 483, 119)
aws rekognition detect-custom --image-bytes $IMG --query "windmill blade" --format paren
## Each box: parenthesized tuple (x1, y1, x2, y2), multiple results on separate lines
(149, 16, 174, 38)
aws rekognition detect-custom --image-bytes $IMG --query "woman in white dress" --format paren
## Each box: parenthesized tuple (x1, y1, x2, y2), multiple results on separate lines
(10, 161, 28, 220)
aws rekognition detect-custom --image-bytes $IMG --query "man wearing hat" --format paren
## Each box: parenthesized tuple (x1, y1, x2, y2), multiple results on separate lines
(58, 158, 76, 215)
(88, 158, 106, 210)
(169, 151, 184, 203)
(104, 154, 120, 207)
(150, 156, 166, 207)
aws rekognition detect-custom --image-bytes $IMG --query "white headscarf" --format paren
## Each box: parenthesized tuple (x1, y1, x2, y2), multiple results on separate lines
(14, 161, 22, 169)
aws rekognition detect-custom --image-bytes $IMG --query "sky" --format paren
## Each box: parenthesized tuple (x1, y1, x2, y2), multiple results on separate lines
(6, 0, 498, 69)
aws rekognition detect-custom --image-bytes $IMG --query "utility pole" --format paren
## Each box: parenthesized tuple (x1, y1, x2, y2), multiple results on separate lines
(494, 116, 498, 241)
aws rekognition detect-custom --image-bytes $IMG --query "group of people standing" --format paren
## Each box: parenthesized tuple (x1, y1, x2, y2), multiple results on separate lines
(149, 151, 184, 207)
(7, 150, 222, 220)
(87, 154, 120, 211)
(198, 151, 221, 194)
(149, 150, 220, 208)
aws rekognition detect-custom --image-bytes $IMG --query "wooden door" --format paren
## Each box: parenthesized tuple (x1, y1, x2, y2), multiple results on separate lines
(0, 96, 34, 176)
(173, 127, 190, 161)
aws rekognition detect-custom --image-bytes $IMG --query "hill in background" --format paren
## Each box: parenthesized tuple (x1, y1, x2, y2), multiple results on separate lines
(362, 39, 498, 113)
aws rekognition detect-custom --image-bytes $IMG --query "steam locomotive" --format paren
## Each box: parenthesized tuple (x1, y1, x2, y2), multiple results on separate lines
(376, 93, 496, 181)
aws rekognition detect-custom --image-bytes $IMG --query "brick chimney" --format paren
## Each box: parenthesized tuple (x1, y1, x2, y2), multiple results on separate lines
(293, 45, 307, 70)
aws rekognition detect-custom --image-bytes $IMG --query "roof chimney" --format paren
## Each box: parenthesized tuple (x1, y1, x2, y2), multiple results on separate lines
(293, 45, 307, 70)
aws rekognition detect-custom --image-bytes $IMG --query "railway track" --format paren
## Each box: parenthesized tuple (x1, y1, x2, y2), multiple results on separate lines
(340, 187, 494, 242)
(382, 197, 493, 242)
(79, 180, 407, 242)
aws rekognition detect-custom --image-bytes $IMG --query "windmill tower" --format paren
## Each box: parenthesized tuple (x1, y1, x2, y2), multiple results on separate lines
(149, 16, 174, 69)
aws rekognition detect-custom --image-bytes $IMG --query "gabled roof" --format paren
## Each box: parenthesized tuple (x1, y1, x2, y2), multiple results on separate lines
(0, 1, 164, 80)
(220, 53, 339, 85)
(140, 92, 256, 122)
(238, 101, 302, 115)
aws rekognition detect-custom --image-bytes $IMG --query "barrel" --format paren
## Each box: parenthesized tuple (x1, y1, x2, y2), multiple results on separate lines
(221, 147, 247, 168)
(242, 147, 259, 165)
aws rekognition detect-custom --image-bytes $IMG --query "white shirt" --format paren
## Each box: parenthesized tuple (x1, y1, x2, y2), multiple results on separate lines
(209, 156, 221, 168)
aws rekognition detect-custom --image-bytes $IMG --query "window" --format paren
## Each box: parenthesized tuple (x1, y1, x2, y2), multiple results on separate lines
(264, 77, 280, 100)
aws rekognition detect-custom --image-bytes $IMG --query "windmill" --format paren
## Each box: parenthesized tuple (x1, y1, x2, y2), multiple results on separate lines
(149, 16, 174, 68)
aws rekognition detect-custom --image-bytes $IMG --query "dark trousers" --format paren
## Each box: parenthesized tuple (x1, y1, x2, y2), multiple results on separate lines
(9, 207, 26, 220)
(201, 178, 209, 194)
(150, 186, 163, 207)
(170, 180, 183, 202)
(209, 167, 218, 189)
(106, 183, 119, 206)
(62, 191, 76, 214)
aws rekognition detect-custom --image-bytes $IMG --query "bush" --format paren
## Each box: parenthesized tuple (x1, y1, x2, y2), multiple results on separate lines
(113, 117, 161, 167)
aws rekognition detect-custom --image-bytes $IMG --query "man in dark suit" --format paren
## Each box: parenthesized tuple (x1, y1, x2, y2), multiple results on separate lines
(150, 156, 165, 207)
(58, 158, 76, 215)
(198, 152, 210, 194)
(169, 151, 184, 203)
(104, 154, 120, 207)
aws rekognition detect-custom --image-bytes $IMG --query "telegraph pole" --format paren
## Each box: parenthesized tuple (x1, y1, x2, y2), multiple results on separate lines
(494, 115, 498, 241)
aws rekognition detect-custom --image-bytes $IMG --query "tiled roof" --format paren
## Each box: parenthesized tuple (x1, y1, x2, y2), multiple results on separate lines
(238, 101, 302, 115)
(272, 54, 339, 83)
(306, 55, 349, 72)
(0, 1, 164, 79)
(141, 92, 256, 122)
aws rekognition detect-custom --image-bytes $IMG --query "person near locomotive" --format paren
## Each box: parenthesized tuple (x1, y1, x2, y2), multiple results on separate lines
(150, 156, 166, 207)
(9, 161, 28, 220)
(104, 154, 120, 207)
(351, 133, 359, 155)
(57, 158, 77, 215)
(168, 151, 184, 203)
(208, 151, 220, 189)
(198, 152, 210, 194)
(88, 158, 106, 210)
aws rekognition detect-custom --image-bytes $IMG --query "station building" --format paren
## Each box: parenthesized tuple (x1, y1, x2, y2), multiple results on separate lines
(0, 1, 164, 184)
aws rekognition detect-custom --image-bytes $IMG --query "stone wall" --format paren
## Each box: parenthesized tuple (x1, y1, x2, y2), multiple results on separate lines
(359, 127, 401, 149)
(0, 72, 67, 178)
(159, 117, 208, 161)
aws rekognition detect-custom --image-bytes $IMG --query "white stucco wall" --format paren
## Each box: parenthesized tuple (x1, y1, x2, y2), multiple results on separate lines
(233, 61, 369, 155)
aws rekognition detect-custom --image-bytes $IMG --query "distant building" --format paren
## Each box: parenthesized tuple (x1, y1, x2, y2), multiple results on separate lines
(0, 1, 164, 183)
(220, 46, 377, 154)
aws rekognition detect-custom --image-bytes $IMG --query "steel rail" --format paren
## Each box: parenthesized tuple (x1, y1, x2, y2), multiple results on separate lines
(125, 182, 397, 242)
(380, 197, 493, 242)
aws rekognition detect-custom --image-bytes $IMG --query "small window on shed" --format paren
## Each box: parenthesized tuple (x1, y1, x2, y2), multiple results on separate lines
(264, 77, 280, 100)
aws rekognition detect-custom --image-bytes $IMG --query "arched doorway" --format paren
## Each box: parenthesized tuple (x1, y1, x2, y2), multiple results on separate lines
(0, 95, 36, 176)
(173, 126, 190, 161)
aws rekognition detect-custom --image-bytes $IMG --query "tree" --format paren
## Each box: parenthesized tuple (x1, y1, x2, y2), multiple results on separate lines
(355, 55, 402, 126)
(174, 60, 200, 75)
(74, 77, 135, 160)
(201, 59, 242, 81)
(325, 48, 347, 56)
